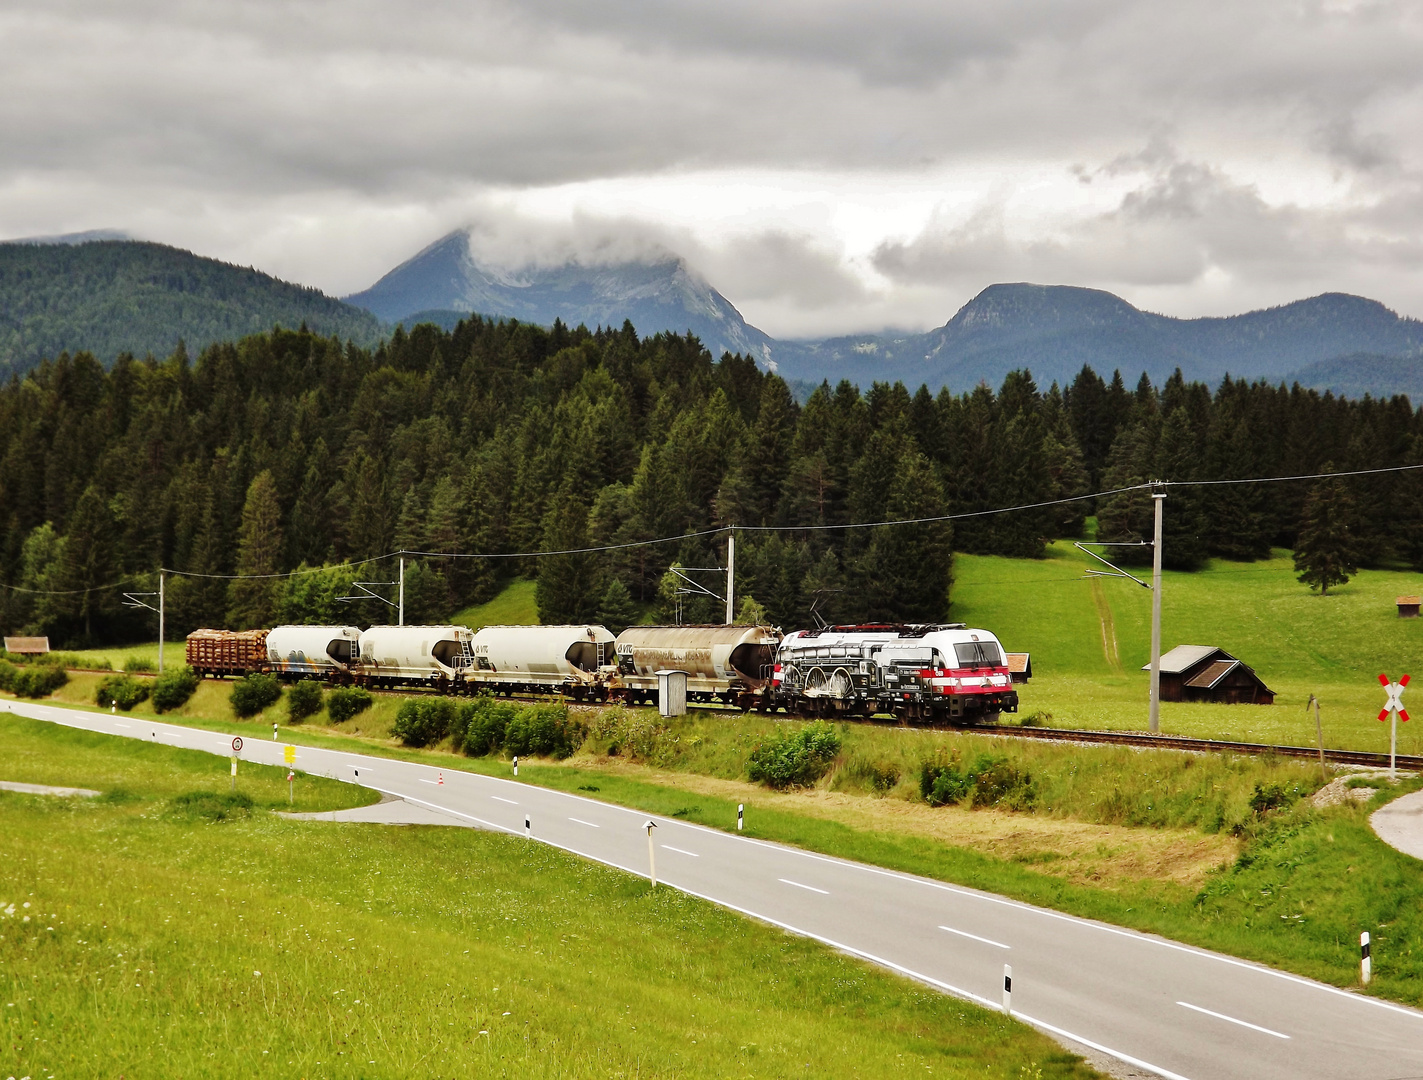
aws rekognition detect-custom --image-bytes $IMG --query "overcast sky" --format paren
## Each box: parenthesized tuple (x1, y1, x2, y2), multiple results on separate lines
(3, 0, 1421, 337)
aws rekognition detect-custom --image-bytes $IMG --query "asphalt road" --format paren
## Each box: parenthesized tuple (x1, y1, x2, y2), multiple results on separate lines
(7, 699, 1423, 1080)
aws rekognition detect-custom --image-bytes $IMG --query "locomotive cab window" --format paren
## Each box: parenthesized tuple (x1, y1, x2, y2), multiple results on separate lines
(953, 641, 1003, 669)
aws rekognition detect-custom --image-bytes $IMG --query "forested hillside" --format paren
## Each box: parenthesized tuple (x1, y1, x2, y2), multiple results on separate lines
(0, 240, 383, 376)
(1, 315, 1421, 647)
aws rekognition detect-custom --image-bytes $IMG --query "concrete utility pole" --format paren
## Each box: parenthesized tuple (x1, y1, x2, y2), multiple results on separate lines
(1149, 490, 1166, 734)
(398, 556, 405, 627)
(725, 529, 735, 625)
(157, 571, 165, 674)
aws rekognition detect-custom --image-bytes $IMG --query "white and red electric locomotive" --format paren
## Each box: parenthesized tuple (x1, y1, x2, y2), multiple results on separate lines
(772, 623, 1018, 723)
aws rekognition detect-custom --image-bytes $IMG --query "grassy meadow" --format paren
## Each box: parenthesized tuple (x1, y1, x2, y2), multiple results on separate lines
(15, 670, 1423, 1007)
(952, 541, 1423, 753)
(0, 714, 1101, 1079)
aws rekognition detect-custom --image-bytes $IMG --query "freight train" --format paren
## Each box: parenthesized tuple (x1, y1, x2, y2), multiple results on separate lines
(187, 620, 1018, 724)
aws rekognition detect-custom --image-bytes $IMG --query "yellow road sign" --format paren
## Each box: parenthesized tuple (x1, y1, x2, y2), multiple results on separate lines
(283, 744, 296, 765)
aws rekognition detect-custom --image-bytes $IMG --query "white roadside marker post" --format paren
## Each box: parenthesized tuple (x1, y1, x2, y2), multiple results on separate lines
(524, 815, 530, 838)
(645, 820, 658, 887)
(737, 803, 744, 831)
(1361, 932, 1372, 985)
(273, 723, 279, 741)
(513, 755, 518, 777)
(1003, 965, 1012, 1015)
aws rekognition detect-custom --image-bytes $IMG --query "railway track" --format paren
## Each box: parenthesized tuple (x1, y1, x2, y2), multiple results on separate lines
(979, 723, 1423, 770)
(64, 668, 1421, 770)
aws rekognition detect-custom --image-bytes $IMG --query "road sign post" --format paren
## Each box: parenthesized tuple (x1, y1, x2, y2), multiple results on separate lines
(1378, 673, 1410, 781)
(230, 736, 243, 793)
(645, 820, 658, 887)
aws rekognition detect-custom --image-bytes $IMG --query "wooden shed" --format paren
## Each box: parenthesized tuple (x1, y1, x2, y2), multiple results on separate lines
(1143, 645, 1275, 705)
(3, 636, 49, 656)
(1005, 652, 1032, 684)
(1397, 596, 1421, 618)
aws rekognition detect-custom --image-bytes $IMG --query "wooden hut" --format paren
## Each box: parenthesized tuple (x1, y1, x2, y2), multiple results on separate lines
(1397, 596, 1421, 618)
(1005, 652, 1032, 684)
(3, 636, 49, 657)
(1144, 645, 1275, 705)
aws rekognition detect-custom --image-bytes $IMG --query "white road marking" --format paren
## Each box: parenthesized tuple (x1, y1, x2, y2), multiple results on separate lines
(418, 779, 437, 785)
(939, 924, 1010, 949)
(661, 845, 699, 857)
(490, 796, 518, 805)
(113, 723, 130, 729)
(1177, 1001, 1290, 1040)
(779, 878, 828, 895)
(568, 817, 600, 828)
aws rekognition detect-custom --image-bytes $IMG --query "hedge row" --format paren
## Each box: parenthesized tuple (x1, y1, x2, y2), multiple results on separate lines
(391, 697, 584, 760)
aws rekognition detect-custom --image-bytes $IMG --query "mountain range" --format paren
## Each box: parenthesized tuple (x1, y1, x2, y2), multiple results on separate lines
(0, 234, 382, 375)
(4, 227, 1422, 399)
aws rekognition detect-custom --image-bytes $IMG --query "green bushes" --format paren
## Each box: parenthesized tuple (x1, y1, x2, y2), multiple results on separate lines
(920, 752, 1036, 810)
(387, 695, 585, 759)
(747, 721, 842, 789)
(2, 658, 70, 698)
(286, 679, 324, 723)
(462, 698, 519, 756)
(503, 704, 584, 759)
(150, 667, 199, 713)
(123, 655, 156, 674)
(326, 686, 373, 723)
(584, 707, 668, 762)
(96, 674, 149, 711)
(34, 652, 102, 670)
(391, 697, 462, 747)
(229, 673, 282, 718)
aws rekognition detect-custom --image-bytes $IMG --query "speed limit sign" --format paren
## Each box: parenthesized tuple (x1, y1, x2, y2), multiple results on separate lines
(231, 736, 243, 753)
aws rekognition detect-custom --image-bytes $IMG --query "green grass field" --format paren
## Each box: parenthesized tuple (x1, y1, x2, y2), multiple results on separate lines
(451, 577, 540, 629)
(953, 541, 1423, 753)
(0, 714, 1100, 1079)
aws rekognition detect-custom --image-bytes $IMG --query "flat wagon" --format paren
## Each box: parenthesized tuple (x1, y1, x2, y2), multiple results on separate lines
(186, 628, 270, 678)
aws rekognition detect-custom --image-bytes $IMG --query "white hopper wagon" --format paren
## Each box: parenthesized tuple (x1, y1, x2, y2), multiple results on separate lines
(356, 625, 475, 691)
(469, 624, 615, 699)
(265, 625, 362, 680)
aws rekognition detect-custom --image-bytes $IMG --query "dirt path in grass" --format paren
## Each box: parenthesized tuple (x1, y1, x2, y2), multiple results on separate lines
(579, 758, 1238, 892)
(1090, 577, 1123, 674)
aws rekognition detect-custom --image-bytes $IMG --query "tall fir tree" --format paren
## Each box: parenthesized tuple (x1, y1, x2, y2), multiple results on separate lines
(1293, 469, 1359, 595)
(228, 470, 284, 628)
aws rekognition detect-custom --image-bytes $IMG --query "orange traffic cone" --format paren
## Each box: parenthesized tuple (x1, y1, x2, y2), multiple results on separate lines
(438, 772, 444, 785)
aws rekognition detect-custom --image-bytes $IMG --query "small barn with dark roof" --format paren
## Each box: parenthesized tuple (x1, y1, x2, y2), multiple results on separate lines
(1005, 652, 1032, 683)
(1143, 645, 1276, 705)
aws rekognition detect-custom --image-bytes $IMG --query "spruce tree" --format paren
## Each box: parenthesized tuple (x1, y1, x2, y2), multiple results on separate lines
(1294, 470, 1359, 595)
(595, 578, 638, 634)
(535, 485, 604, 624)
(228, 470, 284, 628)
(1155, 407, 1208, 570)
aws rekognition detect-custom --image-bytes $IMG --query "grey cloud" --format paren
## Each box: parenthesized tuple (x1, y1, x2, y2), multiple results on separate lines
(873, 147, 1423, 316)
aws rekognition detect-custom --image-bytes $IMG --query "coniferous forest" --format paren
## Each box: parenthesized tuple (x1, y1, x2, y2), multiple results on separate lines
(1, 316, 1421, 647)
